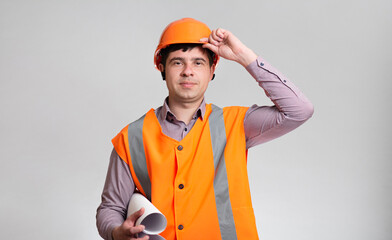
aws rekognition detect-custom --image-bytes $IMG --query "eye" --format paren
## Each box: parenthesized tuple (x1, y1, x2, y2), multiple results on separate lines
(195, 61, 204, 66)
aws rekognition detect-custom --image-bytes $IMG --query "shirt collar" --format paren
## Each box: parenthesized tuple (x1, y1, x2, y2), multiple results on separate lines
(159, 97, 206, 123)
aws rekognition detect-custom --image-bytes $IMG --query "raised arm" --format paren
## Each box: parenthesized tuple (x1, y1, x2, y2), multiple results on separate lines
(244, 57, 314, 148)
(203, 28, 313, 148)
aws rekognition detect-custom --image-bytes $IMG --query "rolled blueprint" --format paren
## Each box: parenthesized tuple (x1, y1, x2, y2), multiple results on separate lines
(127, 192, 167, 236)
(138, 232, 166, 240)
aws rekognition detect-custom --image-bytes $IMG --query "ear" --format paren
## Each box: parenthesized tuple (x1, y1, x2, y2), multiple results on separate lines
(210, 64, 216, 81)
(158, 63, 164, 72)
(158, 63, 165, 81)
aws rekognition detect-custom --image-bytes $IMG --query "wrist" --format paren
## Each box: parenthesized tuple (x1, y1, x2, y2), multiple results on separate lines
(237, 48, 257, 67)
(111, 226, 119, 240)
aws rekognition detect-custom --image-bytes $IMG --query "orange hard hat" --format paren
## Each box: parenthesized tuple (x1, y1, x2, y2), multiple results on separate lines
(154, 18, 219, 69)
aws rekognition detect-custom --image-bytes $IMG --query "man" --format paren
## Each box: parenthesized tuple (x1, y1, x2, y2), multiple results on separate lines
(97, 18, 313, 240)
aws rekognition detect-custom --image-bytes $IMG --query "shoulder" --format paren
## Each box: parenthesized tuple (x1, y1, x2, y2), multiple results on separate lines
(209, 104, 249, 113)
(222, 105, 250, 119)
(209, 104, 249, 125)
(112, 108, 155, 143)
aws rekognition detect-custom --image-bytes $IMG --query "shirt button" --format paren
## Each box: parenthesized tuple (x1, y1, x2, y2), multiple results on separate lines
(178, 184, 184, 189)
(178, 224, 184, 230)
(177, 145, 183, 151)
(259, 62, 264, 66)
(283, 79, 287, 83)
(184, 128, 187, 131)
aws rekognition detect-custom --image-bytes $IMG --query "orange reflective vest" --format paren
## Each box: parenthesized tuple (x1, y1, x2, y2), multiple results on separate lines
(112, 104, 259, 240)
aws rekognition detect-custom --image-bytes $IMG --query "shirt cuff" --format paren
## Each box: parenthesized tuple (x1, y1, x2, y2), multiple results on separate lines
(108, 224, 117, 240)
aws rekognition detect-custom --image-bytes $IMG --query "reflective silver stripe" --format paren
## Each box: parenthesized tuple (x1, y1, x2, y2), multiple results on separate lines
(128, 114, 151, 201)
(209, 105, 238, 240)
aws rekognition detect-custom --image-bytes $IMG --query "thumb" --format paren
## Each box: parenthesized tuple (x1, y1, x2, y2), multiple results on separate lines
(202, 42, 219, 55)
(200, 37, 219, 54)
(126, 207, 145, 224)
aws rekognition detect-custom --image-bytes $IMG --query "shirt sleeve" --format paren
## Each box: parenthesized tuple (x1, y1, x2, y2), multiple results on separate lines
(244, 56, 314, 148)
(96, 149, 135, 240)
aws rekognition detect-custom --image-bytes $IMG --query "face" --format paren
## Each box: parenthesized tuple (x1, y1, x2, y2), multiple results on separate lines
(159, 46, 215, 106)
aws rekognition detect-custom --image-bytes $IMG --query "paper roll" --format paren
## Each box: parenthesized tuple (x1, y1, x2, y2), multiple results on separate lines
(127, 193, 167, 236)
(138, 232, 166, 240)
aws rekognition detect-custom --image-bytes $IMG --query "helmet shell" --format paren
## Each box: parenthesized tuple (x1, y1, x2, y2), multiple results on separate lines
(154, 18, 219, 69)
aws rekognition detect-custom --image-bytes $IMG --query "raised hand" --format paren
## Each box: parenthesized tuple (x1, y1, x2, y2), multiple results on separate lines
(201, 28, 257, 67)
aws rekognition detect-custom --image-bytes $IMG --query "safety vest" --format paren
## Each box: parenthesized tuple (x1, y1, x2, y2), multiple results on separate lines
(112, 104, 259, 240)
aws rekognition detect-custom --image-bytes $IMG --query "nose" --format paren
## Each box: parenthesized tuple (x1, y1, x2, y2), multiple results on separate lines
(181, 63, 193, 77)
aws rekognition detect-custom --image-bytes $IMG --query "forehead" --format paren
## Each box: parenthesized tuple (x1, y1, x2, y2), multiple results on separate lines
(167, 46, 209, 60)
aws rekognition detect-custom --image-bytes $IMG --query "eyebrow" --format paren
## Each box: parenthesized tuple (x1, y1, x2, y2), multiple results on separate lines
(168, 57, 207, 63)
(168, 57, 184, 63)
(193, 57, 207, 63)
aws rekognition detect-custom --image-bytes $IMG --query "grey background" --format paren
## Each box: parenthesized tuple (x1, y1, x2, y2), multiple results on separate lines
(1, 0, 391, 239)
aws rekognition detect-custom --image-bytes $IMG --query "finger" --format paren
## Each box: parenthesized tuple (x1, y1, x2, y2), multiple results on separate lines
(135, 231, 150, 240)
(138, 235, 150, 240)
(127, 207, 145, 223)
(199, 37, 209, 43)
(216, 28, 227, 39)
(210, 29, 223, 43)
(208, 34, 221, 47)
(129, 224, 145, 235)
(202, 43, 219, 54)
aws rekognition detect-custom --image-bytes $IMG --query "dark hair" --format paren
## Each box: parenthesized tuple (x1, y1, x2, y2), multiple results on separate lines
(159, 43, 215, 68)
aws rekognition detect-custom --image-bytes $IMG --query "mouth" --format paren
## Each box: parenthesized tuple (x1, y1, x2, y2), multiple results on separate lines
(179, 81, 197, 88)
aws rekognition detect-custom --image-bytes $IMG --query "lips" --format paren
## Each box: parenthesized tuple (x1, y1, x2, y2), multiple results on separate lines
(180, 81, 197, 88)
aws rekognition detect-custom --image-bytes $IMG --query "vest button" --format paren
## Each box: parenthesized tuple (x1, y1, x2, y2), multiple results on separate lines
(178, 224, 184, 230)
(177, 145, 183, 151)
(178, 184, 184, 189)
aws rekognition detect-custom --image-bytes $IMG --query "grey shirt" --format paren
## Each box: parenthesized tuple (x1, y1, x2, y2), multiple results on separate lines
(96, 56, 314, 240)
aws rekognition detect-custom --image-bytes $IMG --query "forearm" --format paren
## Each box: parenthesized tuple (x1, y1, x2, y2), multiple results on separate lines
(96, 208, 124, 240)
(244, 57, 314, 148)
(96, 149, 135, 240)
(235, 46, 258, 68)
(247, 57, 313, 119)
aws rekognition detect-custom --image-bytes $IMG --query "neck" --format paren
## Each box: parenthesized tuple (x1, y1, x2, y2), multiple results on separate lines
(167, 98, 203, 125)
